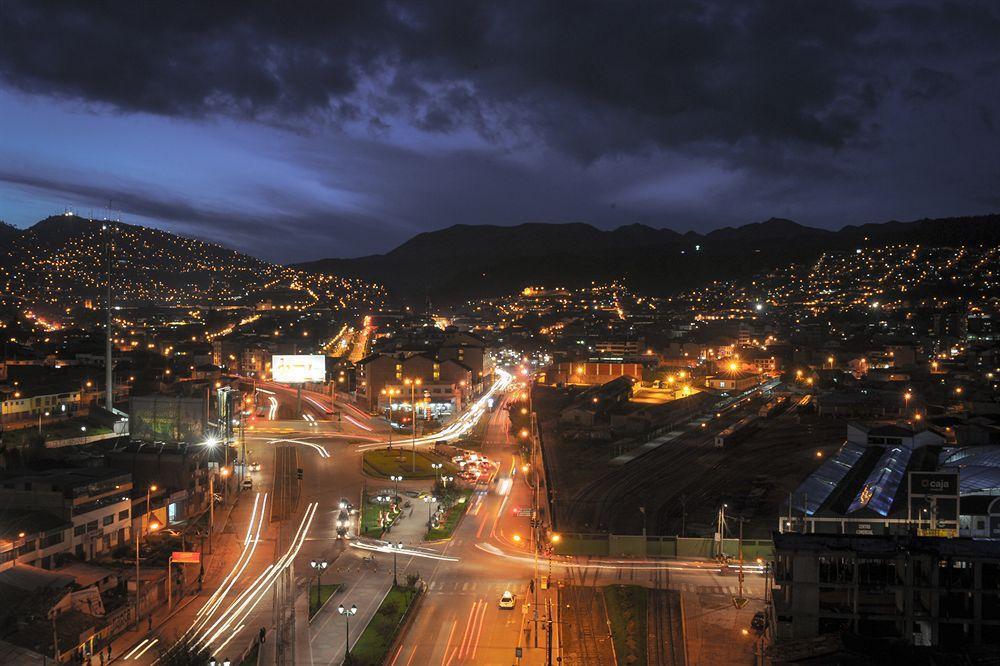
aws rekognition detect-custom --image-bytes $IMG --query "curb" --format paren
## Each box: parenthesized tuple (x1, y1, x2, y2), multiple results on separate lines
(306, 583, 343, 624)
(679, 592, 689, 666)
(384, 583, 427, 663)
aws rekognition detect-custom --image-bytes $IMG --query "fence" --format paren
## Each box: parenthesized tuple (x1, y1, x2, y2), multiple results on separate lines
(553, 533, 774, 559)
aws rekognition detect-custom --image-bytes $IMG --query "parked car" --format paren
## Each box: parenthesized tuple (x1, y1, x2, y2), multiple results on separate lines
(751, 611, 768, 632)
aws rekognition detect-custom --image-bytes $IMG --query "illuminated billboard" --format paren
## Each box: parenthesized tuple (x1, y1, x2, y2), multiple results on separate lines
(130, 395, 207, 443)
(272, 354, 326, 383)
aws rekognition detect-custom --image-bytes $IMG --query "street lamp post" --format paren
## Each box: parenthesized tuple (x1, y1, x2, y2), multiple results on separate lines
(424, 495, 437, 528)
(390, 475, 403, 509)
(431, 462, 442, 485)
(135, 483, 158, 628)
(391, 541, 403, 586)
(383, 387, 400, 450)
(404, 378, 422, 473)
(310, 560, 328, 611)
(338, 603, 358, 658)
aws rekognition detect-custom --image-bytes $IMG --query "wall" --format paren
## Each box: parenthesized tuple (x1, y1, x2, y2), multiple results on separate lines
(553, 533, 775, 560)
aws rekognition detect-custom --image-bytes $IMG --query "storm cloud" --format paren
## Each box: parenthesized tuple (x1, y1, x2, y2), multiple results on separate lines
(0, 0, 998, 260)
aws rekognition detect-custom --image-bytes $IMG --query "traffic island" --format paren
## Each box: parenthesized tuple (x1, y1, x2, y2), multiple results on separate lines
(362, 447, 459, 480)
(424, 488, 473, 541)
(604, 584, 648, 666)
(346, 583, 422, 666)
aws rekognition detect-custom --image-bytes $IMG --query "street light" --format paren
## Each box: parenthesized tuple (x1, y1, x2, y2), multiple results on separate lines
(390, 475, 403, 508)
(404, 377, 422, 472)
(338, 603, 358, 658)
(135, 493, 159, 628)
(431, 462, 443, 484)
(441, 475, 454, 489)
(310, 560, 328, 610)
(390, 541, 403, 586)
(424, 495, 437, 528)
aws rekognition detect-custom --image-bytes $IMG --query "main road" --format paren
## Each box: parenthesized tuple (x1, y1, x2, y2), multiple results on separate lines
(116, 368, 763, 665)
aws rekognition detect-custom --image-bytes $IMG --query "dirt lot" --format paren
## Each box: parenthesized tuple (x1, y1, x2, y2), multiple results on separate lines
(538, 386, 846, 539)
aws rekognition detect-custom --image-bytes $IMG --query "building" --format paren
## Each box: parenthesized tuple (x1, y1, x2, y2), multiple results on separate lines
(591, 338, 643, 362)
(547, 361, 643, 386)
(704, 372, 760, 392)
(357, 329, 490, 413)
(0, 468, 132, 567)
(773, 532, 1000, 648)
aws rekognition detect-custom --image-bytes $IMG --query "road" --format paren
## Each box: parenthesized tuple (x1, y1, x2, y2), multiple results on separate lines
(115, 369, 764, 665)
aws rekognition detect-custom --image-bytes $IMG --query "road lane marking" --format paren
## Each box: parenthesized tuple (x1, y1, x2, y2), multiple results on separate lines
(458, 599, 482, 660)
(440, 619, 458, 666)
(469, 599, 488, 660)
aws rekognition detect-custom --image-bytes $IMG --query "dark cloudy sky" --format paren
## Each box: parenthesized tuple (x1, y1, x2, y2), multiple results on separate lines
(1, 1, 998, 262)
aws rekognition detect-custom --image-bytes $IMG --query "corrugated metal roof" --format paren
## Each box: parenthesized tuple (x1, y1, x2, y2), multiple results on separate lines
(791, 441, 866, 516)
(848, 445, 913, 516)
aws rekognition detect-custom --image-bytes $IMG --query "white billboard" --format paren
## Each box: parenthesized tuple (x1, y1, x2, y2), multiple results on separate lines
(272, 354, 326, 383)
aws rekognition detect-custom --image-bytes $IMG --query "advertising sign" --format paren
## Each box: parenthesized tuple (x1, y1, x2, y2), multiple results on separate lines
(171, 551, 201, 564)
(129, 395, 207, 444)
(909, 472, 959, 496)
(272, 354, 326, 383)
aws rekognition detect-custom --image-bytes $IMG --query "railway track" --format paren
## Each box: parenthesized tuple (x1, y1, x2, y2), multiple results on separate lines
(648, 584, 685, 666)
(561, 567, 607, 664)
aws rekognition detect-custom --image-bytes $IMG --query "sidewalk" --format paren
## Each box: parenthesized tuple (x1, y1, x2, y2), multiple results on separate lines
(107, 494, 245, 663)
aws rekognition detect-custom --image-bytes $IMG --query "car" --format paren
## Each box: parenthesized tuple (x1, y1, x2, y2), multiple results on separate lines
(498, 590, 516, 609)
(250, 461, 261, 472)
(241, 478, 253, 491)
(339, 497, 352, 510)
(751, 611, 768, 632)
(336, 509, 351, 538)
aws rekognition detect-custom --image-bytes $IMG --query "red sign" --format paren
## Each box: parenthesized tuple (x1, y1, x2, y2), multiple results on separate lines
(171, 551, 201, 564)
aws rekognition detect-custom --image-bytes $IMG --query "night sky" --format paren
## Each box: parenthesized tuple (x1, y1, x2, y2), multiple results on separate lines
(1, 1, 998, 262)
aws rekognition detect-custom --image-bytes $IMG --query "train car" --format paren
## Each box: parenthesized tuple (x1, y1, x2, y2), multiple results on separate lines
(715, 415, 759, 448)
(758, 396, 788, 418)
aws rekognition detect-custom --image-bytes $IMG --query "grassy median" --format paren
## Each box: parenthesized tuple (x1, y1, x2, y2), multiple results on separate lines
(424, 489, 474, 541)
(603, 584, 648, 666)
(362, 447, 459, 480)
(347, 584, 420, 666)
(309, 583, 341, 619)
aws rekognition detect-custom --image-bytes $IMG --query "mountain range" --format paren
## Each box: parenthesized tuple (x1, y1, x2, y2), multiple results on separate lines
(0, 214, 373, 308)
(3, 212, 999, 307)
(295, 214, 1000, 302)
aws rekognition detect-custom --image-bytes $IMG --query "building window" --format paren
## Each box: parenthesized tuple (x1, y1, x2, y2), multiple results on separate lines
(119, 510, 130, 521)
(41, 533, 64, 548)
(103, 515, 114, 526)
(86, 520, 98, 532)
(74, 525, 86, 536)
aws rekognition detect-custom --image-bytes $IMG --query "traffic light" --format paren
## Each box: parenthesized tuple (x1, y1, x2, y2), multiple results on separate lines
(296, 468, 304, 480)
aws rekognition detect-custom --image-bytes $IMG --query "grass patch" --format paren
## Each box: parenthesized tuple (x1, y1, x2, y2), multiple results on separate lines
(360, 495, 399, 538)
(424, 489, 474, 541)
(347, 584, 420, 666)
(362, 447, 458, 480)
(309, 583, 341, 619)
(603, 585, 648, 666)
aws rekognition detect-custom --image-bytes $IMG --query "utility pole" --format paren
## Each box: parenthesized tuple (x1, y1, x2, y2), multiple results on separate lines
(103, 223, 114, 411)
